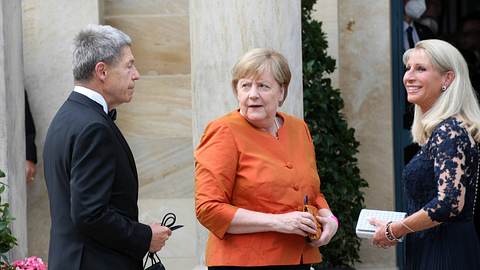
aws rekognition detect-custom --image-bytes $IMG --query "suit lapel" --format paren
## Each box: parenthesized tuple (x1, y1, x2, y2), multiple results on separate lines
(67, 92, 138, 180)
(108, 122, 138, 180)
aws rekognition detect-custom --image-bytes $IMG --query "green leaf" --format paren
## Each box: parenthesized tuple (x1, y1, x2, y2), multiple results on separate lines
(0, 170, 17, 256)
(302, 1, 368, 267)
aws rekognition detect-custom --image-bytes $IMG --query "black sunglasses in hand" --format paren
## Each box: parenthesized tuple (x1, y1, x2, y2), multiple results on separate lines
(161, 212, 183, 231)
(143, 212, 184, 269)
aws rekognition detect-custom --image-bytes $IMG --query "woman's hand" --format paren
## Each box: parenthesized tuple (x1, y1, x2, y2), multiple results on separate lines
(309, 214, 338, 247)
(369, 218, 398, 249)
(273, 211, 318, 236)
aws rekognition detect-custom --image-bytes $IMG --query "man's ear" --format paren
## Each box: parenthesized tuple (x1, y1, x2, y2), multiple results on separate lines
(95, 62, 107, 81)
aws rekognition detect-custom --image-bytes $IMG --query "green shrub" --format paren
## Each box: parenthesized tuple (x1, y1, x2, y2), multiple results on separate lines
(0, 169, 17, 265)
(302, 1, 368, 268)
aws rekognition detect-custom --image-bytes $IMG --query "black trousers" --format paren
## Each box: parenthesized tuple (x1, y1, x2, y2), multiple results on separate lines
(209, 265, 311, 270)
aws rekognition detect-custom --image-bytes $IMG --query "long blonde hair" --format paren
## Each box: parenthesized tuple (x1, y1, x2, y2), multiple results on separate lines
(404, 39, 480, 144)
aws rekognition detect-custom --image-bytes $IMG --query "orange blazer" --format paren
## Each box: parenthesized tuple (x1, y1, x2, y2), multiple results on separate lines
(195, 111, 330, 267)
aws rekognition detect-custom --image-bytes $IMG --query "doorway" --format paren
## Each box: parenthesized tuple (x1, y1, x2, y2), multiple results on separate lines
(392, 0, 480, 269)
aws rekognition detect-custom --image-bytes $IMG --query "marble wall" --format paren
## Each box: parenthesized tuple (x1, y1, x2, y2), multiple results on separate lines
(338, 1, 396, 269)
(103, 0, 196, 268)
(312, 0, 340, 89)
(313, 1, 396, 268)
(191, 0, 304, 143)
(22, 0, 100, 261)
(190, 0, 303, 267)
(0, 0, 27, 261)
(18, 0, 397, 269)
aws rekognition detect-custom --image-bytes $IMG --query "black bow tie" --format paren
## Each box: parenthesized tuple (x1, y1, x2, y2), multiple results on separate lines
(108, 109, 117, 121)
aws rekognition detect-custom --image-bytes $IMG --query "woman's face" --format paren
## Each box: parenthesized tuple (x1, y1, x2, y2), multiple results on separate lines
(236, 69, 284, 129)
(403, 49, 446, 112)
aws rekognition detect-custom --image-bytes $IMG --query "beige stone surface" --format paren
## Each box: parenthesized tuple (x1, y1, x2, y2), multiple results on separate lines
(22, 0, 100, 260)
(117, 77, 194, 202)
(104, 0, 188, 16)
(0, 0, 28, 261)
(18, 0, 399, 268)
(190, 0, 304, 143)
(132, 136, 194, 199)
(312, 0, 339, 89)
(190, 0, 303, 267)
(139, 198, 198, 269)
(337, 0, 396, 268)
(25, 182, 50, 262)
(139, 198, 196, 256)
(101, 0, 194, 269)
(117, 75, 192, 139)
(105, 15, 190, 75)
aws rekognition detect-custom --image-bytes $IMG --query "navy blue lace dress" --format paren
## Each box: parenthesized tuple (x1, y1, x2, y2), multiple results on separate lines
(403, 118, 480, 270)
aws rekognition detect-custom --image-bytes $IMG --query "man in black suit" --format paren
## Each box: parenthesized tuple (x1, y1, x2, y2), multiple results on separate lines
(43, 24, 171, 270)
(403, 0, 435, 51)
(402, 0, 436, 164)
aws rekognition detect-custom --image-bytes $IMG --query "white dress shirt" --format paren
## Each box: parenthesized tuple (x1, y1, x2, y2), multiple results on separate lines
(73, 85, 108, 114)
(403, 21, 421, 51)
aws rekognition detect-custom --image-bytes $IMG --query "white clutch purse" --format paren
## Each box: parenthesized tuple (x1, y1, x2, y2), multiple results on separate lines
(355, 209, 407, 239)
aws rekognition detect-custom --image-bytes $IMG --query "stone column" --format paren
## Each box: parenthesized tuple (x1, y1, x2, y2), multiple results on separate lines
(190, 0, 303, 267)
(337, 1, 396, 269)
(0, 0, 27, 261)
(22, 0, 100, 260)
(312, 0, 340, 89)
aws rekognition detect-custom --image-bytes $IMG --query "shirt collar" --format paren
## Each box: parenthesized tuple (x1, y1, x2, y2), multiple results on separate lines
(73, 85, 109, 114)
(404, 21, 414, 31)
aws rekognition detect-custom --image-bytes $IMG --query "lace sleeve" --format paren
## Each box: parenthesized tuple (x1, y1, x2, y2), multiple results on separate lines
(423, 120, 471, 222)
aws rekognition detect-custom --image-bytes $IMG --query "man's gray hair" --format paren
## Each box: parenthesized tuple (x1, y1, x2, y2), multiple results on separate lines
(73, 24, 132, 82)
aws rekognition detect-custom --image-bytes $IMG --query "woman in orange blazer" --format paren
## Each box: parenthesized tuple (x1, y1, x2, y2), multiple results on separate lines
(195, 48, 338, 269)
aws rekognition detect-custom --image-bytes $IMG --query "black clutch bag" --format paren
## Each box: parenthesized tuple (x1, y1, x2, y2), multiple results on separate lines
(144, 252, 165, 270)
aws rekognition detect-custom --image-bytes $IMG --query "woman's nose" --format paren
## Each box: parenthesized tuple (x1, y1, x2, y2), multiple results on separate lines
(248, 84, 260, 98)
(404, 70, 415, 82)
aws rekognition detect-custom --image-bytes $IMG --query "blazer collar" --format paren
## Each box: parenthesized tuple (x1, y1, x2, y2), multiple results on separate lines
(68, 91, 138, 180)
(68, 91, 110, 121)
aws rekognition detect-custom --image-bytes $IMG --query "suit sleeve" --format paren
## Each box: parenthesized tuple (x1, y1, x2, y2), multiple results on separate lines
(70, 122, 151, 260)
(25, 91, 37, 163)
(195, 121, 239, 239)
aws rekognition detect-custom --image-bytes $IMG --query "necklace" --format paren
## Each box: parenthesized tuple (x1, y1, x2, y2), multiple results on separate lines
(273, 116, 280, 139)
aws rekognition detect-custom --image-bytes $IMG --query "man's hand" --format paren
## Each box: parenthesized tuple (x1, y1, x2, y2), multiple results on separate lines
(149, 223, 172, 252)
(26, 160, 36, 183)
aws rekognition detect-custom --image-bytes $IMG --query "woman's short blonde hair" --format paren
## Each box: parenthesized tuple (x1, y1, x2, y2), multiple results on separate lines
(403, 39, 480, 144)
(231, 48, 291, 106)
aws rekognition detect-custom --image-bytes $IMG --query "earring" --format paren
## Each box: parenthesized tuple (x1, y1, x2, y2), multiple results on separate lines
(441, 85, 447, 92)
